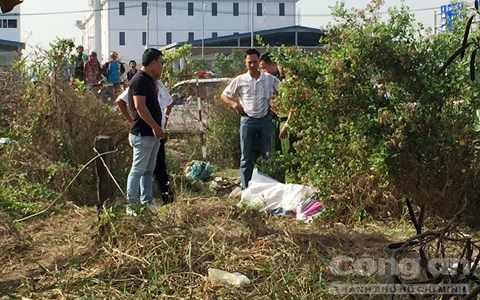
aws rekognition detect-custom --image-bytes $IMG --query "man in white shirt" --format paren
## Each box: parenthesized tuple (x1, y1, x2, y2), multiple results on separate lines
(116, 79, 175, 206)
(221, 48, 280, 189)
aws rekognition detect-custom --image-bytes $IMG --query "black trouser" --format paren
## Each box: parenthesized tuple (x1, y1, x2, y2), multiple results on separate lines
(154, 139, 174, 204)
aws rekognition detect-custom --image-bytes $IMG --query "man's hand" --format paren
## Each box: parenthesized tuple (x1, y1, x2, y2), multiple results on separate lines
(153, 127, 165, 139)
(221, 94, 244, 115)
(279, 124, 288, 139)
(232, 102, 244, 115)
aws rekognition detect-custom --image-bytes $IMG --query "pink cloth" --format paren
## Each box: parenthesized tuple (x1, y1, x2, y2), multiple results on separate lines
(302, 201, 324, 217)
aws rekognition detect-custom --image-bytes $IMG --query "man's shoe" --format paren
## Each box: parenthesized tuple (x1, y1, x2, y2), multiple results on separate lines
(126, 204, 138, 217)
(161, 193, 175, 205)
(147, 202, 159, 214)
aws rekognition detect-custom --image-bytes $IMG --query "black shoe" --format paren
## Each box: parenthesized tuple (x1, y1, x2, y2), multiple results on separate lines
(162, 193, 174, 205)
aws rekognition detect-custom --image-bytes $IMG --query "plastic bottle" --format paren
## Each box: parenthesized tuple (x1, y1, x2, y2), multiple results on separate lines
(208, 268, 251, 287)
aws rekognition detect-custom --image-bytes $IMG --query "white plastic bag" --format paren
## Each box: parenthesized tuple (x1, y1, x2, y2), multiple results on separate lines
(239, 168, 319, 221)
(239, 167, 284, 210)
(208, 268, 251, 287)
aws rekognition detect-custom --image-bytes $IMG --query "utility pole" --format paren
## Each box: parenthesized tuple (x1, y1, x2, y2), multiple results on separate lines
(202, 1, 207, 59)
(250, 0, 254, 48)
(94, 0, 101, 60)
(146, 3, 151, 48)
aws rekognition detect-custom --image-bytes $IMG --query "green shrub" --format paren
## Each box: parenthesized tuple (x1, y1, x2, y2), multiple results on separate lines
(262, 2, 480, 223)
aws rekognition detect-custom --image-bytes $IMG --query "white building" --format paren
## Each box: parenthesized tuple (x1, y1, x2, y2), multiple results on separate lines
(0, 5, 22, 72)
(0, 4, 20, 42)
(79, 0, 298, 64)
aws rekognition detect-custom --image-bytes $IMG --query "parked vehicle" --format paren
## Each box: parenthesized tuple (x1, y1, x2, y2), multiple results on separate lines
(167, 78, 231, 134)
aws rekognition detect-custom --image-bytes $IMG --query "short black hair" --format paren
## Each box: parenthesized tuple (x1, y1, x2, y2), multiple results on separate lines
(259, 52, 274, 64)
(244, 48, 260, 59)
(142, 48, 163, 66)
(129, 60, 137, 65)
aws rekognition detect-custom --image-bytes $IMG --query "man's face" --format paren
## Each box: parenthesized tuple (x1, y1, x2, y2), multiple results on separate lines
(77, 47, 83, 54)
(129, 62, 136, 69)
(259, 61, 278, 75)
(244, 54, 259, 73)
(153, 57, 163, 79)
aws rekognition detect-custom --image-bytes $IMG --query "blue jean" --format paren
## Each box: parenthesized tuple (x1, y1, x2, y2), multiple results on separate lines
(127, 133, 160, 205)
(240, 114, 273, 189)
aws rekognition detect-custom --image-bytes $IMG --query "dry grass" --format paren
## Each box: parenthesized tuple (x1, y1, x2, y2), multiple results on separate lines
(0, 194, 412, 300)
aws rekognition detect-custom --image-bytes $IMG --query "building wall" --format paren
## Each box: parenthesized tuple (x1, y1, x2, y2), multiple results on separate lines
(0, 6, 21, 42)
(82, 0, 297, 64)
(0, 50, 20, 72)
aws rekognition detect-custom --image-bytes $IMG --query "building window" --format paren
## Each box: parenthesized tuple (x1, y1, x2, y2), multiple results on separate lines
(8, 19, 17, 28)
(119, 32, 125, 45)
(188, 2, 194, 16)
(212, 3, 217, 16)
(142, 32, 146, 46)
(142, 2, 148, 16)
(119, 2, 125, 15)
(0, 19, 17, 28)
(279, 3, 285, 16)
(166, 2, 172, 15)
(188, 32, 194, 41)
(257, 3, 262, 16)
(166, 32, 172, 44)
(233, 3, 239, 16)
(212, 32, 218, 38)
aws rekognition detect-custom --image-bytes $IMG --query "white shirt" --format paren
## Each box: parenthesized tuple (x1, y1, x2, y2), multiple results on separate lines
(119, 80, 173, 129)
(222, 72, 279, 118)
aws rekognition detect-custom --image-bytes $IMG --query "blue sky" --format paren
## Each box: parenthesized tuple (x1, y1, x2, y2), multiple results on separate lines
(17, 0, 453, 51)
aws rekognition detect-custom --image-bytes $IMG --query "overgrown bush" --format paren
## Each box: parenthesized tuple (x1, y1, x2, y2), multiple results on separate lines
(0, 39, 129, 217)
(211, 49, 245, 77)
(205, 103, 241, 168)
(268, 1, 480, 224)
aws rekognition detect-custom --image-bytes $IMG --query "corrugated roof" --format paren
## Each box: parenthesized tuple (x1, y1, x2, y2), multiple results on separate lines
(161, 25, 325, 50)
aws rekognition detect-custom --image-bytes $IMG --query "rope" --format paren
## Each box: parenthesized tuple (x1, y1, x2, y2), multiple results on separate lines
(14, 148, 118, 223)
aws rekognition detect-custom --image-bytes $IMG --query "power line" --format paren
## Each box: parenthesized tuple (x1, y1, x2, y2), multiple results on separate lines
(3, 4, 441, 18)
(1, 4, 142, 16)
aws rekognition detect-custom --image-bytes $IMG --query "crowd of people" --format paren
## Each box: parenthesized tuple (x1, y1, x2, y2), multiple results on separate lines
(68, 45, 127, 97)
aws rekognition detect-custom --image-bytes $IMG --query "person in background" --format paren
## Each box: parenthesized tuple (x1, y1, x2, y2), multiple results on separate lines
(373, 78, 391, 100)
(116, 79, 175, 205)
(83, 51, 102, 87)
(373, 77, 393, 110)
(102, 51, 125, 94)
(259, 52, 293, 154)
(221, 48, 280, 189)
(125, 48, 165, 216)
(259, 52, 285, 79)
(70, 45, 88, 82)
(127, 60, 138, 81)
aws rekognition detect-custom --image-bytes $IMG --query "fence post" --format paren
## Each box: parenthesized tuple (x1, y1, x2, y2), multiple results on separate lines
(196, 79, 207, 159)
(94, 135, 114, 210)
